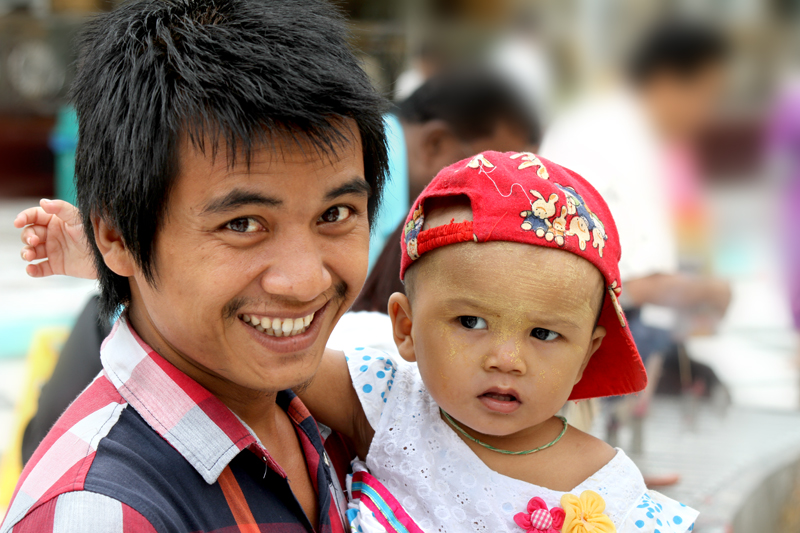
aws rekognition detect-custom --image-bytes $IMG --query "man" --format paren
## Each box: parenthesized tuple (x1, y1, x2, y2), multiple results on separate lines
(2, 0, 388, 531)
(372, 70, 540, 265)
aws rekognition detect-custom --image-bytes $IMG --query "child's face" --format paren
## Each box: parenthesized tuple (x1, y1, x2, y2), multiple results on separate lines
(391, 241, 606, 439)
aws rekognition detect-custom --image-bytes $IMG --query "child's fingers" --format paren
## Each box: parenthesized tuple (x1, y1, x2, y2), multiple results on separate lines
(40, 199, 81, 226)
(25, 260, 55, 278)
(13, 206, 52, 229)
(19, 224, 47, 247)
(20, 243, 48, 262)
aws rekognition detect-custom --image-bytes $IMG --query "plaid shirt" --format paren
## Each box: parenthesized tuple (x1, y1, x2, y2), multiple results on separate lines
(1, 317, 351, 533)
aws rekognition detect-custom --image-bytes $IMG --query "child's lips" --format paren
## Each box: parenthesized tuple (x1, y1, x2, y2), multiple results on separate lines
(478, 389, 522, 414)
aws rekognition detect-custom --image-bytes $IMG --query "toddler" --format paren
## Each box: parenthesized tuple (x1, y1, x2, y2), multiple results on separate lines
(300, 151, 696, 533)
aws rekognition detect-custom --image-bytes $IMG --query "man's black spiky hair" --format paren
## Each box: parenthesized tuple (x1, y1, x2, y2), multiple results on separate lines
(72, 0, 389, 320)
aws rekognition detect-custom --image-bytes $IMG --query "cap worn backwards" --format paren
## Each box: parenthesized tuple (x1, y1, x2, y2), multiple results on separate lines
(399, 150, 646, 400)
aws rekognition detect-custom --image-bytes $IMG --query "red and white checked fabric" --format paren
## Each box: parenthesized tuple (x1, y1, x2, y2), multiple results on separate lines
(528, 509, 553, 530)
(1, 316, 349, 533)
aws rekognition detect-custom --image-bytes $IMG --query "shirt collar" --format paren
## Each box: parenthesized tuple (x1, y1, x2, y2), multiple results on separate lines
(100, 315, 287, 484)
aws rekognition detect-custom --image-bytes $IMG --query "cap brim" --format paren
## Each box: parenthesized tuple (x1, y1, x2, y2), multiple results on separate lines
(568, 292, 647, 400)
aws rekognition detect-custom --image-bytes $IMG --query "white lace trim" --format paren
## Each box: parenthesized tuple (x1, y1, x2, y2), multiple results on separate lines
(345, 347, 697, 533)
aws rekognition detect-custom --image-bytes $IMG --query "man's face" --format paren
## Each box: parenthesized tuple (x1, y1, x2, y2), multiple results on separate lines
(126, 127, 369, 396)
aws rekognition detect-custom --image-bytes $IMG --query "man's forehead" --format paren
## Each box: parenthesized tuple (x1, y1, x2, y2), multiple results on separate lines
(178, 127, 363, 175)
(171, 128, 366, 206)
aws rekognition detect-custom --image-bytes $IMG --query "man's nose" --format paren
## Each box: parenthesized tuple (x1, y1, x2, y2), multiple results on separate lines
(482, 340, 527, 376)
(259, 231, 332, 302)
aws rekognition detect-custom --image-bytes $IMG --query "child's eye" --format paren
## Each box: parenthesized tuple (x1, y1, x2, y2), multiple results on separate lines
(225, 217, 263, 233)
(319, 206, 352, 224)
(459, 316, 487, 330)
(531, 328, 559, 341)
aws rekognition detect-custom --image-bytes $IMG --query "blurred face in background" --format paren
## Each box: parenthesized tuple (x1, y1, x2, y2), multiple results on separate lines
(405, 119, 533, 201)
(642, 63, 727, 144)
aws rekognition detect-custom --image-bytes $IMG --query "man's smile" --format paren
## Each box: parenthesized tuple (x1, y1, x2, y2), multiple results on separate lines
(237, 301, 332, 354)
(240, 310, 317, 337)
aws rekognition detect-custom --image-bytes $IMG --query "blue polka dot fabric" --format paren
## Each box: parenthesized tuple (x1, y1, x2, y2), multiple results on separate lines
(624, 491, 697, 532)
(345, 347, 401, 429)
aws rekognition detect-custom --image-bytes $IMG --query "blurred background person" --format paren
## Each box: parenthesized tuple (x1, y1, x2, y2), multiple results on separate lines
(488, 7, 556, 128)
(393, 40, 446, 102)
(539, 19, 733, 469)
(767, 74, 800, 338)
(370, 68, 541, 267)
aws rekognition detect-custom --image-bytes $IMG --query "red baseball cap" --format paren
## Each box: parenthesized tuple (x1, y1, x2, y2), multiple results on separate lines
(399, 151, 646, 400)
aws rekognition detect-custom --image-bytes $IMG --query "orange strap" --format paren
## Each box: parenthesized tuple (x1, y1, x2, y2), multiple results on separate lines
(218, 466, 261, 533)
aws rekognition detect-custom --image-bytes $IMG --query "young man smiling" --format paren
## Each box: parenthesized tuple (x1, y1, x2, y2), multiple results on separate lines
(1, 0, 387, 532)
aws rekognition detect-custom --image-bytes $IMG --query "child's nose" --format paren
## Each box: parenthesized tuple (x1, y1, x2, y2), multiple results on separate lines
(483, 341, 527, 376)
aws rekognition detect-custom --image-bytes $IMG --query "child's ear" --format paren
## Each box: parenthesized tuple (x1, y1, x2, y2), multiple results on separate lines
(93, 215, 135, 277)
(388, 292, 416, 363)
(574, 325, 607, 385)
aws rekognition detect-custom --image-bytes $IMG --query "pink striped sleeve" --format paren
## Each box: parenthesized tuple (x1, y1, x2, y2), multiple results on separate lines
(7, 498, 57, 533)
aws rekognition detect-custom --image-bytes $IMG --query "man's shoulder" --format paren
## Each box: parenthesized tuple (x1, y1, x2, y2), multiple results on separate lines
(1, 373, 132, 532)
(3, 372, 205, 533)
(2, 490, 156, 533)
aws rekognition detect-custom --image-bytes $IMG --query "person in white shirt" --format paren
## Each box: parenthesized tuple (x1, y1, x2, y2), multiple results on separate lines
(539, 19, 732, 462)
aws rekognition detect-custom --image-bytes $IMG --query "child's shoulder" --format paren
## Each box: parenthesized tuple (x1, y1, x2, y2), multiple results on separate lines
(555, 432, 699, 532)
(549, 425, 617, 489)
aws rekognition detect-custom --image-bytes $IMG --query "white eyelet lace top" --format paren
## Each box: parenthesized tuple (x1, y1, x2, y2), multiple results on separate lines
(344, 347, 698, 533)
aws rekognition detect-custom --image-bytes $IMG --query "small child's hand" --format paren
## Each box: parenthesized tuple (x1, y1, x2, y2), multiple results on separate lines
(14, 199, 97, 280)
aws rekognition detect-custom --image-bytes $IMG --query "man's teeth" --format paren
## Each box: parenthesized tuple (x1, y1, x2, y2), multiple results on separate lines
(240, 313, 315, 337)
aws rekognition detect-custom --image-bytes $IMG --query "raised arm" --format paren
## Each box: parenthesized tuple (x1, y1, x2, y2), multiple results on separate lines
(14, 199, 98, 279)
(298, 348, 374, 459)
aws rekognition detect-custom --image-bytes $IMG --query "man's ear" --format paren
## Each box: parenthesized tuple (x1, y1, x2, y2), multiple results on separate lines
(388, 292, 416, 363)
(574, 326, 607, 385)
(92, 215, 135, 277)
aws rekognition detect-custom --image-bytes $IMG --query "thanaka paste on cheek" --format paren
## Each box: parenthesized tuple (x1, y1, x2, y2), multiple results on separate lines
(408, 240, 606, 439)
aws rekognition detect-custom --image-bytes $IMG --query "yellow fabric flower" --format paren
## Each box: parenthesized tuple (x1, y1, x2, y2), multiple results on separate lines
(560, 490, 616, 533)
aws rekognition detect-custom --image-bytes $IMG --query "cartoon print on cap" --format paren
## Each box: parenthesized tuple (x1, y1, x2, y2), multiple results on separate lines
(566, 214, 591, 250)
(545, 205, 568, 246)
(559, 184, 609, 255)
(520, 184, 609, 256)
(556, 184, 582, 215)
(590, 213, 607, 257)
(510, 152, 550, 179)
(404, 203, 425, 260)
(520, 190, 559, 237)
(467, 153, 495, 170)
(608, 281, 626, 328)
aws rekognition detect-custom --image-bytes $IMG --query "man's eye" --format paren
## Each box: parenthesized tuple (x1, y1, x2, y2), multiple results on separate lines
(459, 316, 487, 330)
(225, 217, 261, 233)
(319, 206, 352, 224)
(531, 328, 559, 341)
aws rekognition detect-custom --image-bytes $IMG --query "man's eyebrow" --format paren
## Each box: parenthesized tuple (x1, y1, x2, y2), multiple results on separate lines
(200, 189, 282, 215)
(324, 177, 371, 202)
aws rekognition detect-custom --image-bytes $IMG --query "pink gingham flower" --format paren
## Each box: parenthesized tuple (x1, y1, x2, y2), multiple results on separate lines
(514, 497, 566, 533)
